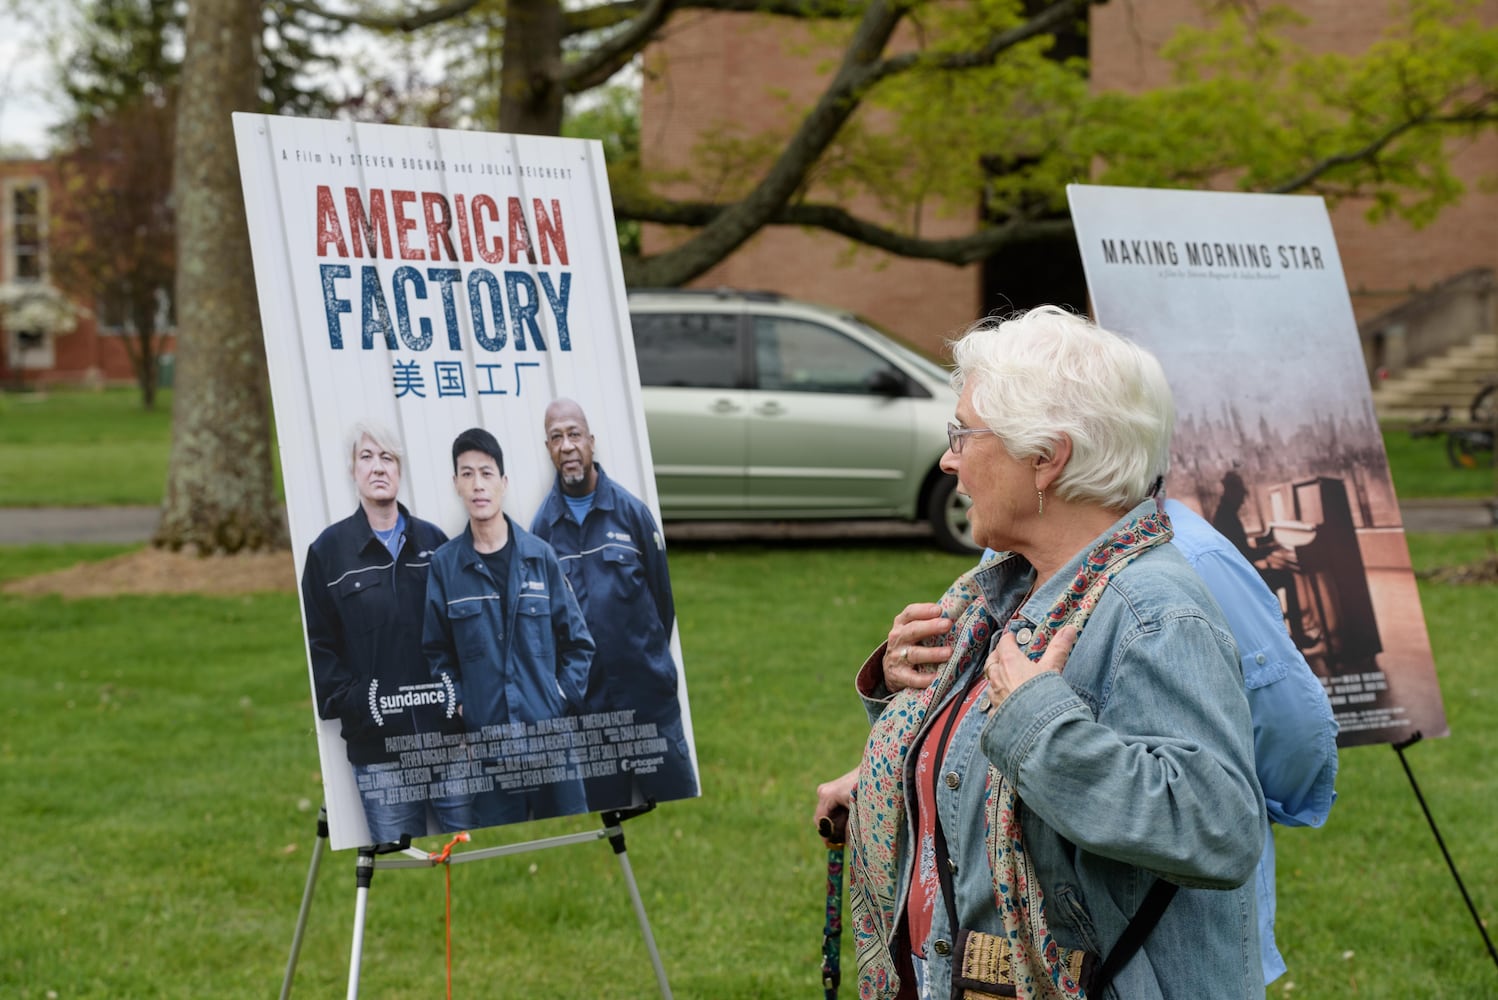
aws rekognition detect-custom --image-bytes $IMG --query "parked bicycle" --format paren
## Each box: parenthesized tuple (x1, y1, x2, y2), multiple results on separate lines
(1410, 376, 1497, 468)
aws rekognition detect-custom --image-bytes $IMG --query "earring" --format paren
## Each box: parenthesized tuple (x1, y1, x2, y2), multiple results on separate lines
(1037, 490, 1044, 516)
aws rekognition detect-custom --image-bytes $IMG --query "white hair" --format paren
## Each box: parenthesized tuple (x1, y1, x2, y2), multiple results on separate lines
(949, 306, 1174, 510)
(346, 420, 405, 473)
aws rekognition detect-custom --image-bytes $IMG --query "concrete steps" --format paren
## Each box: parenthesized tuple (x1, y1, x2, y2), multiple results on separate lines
(1371, 332, 1498, 423)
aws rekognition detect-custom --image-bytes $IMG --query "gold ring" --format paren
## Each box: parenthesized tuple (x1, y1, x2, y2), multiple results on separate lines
(900, 646, 910, 664)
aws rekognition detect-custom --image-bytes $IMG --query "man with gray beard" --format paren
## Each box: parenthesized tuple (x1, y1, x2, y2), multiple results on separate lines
(530, 398, 699, 811)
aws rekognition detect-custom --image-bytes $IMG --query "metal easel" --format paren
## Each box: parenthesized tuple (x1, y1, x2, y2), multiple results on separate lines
(1392, 733, 1498, 974)
(280, 801, 673, 999)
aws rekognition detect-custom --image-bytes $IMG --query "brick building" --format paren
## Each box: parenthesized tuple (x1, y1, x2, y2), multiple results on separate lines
(640, 3, 1498, 362)
(0, 157, 174, 391)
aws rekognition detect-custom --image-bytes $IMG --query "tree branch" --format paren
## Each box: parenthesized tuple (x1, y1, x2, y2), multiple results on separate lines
(618, 193, 1074, 282)
(673, 0, 863, 16)
(563, 0, 675, 94)
(560, 0, 871, 90)
(633, 0, 908, 286)
(564, 1, 645, 36)
(1269, 97, 1498, 194)
(280, 0, 484, 33)
(564, 0, 862, 36)
(633, 0, 1111, 286)
(872, 0, 1102, 81)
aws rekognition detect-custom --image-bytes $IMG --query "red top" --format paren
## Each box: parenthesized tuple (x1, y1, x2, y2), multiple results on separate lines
(906, 677, 989, 956)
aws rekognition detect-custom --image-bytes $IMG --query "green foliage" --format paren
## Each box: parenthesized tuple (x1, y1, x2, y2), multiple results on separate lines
(1, 535, 1495, 997)
(865, 1, 1092, 220)
(329, 1, 495, 131)
(1084, 0, 1498, 226)
(60, 0, 181, 131)
(714, 0, 1498, 233)
(56, 0, 346, 136)
(564, 84, 644, 256)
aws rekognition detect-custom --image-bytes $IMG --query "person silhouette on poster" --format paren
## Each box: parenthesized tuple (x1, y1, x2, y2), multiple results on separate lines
(423, 426, 593, 827)
(529, 398, 699, 811)
(301, 422, 471, 845)
(1212, 469, 1307, 644)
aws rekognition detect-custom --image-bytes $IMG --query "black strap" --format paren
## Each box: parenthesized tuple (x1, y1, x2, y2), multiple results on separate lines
(1085, 878, 1179, 996)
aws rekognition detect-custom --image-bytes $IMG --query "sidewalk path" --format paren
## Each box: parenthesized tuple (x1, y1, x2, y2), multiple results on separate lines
(1, 499, 1494, 546)
(1, 506, 163, 545)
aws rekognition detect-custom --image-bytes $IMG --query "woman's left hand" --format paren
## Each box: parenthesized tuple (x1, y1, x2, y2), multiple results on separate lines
(985, 625, 1077, 709)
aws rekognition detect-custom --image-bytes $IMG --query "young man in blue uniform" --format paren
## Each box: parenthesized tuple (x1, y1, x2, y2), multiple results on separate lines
(530, 398, 699, 810)
(301, 422, 470, 845)
(423, 426, 594, 827)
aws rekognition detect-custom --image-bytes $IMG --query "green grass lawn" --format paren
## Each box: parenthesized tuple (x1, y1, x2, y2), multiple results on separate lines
(0, 388, 175, 506)
(1381, 420, 1498, 499)
(2, 534, 1495, 998)
(2, 389, 1494, 507)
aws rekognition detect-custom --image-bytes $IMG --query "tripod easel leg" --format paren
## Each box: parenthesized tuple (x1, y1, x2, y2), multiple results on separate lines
(1393, 733, 1498, 971)
(347, 848, 376, 1000)
(603, 807, 674, 1000)
(280, 805, 330, 1000)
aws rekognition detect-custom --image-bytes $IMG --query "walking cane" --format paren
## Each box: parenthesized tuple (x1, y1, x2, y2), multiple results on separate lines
(818, 805, 849, 1000)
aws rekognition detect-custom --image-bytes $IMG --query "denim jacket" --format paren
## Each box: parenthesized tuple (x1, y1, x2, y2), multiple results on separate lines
(857, 504, 1265, 999)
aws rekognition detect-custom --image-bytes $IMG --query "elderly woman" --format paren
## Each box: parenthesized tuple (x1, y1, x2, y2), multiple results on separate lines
(824, 308, 1264, 1000)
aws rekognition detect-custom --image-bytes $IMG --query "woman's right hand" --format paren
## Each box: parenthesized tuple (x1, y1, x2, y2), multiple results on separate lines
(814, 767, 858, 845)
(883, 602, 953, 692)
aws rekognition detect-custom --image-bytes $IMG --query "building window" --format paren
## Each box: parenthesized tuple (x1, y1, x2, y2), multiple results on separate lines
(96, 285, 175, 337)
(96, 288, 130, 333)
(4, 179, 46, 283)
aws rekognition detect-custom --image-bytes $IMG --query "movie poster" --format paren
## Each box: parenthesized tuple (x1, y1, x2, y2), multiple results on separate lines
(1068, 184, 1447, 749)
(234, 114, 700, 850)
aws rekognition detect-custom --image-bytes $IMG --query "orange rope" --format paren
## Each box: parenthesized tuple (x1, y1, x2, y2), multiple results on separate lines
(429, 831, 470, 998)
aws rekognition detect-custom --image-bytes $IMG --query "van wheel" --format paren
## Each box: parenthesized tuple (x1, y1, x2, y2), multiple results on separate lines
(928, 474, 978, 554)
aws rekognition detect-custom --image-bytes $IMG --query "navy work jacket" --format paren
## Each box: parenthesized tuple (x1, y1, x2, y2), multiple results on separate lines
(422, 516, 593, 731)
(529, 464, 679, 714)
(300, 503, 450, 765)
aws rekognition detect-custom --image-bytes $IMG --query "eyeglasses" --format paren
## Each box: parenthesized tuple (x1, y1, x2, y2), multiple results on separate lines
(947, 421, 998, 454)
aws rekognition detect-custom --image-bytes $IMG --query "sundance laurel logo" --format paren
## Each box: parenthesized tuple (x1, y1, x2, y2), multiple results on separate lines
(368, 678, 454, 726)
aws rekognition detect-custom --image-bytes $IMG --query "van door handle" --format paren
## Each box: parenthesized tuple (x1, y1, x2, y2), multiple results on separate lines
(755, 402, 786, 417)
(710, 398, 741, 414)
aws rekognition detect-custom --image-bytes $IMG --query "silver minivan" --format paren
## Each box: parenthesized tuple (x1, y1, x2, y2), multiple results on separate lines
(627, 288, 976, 552)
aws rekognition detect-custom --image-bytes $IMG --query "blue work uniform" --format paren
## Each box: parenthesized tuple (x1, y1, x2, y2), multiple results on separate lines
(531, 464, 699, 810)
(423, 515, 593, 826)
(301, 503, 471, 843)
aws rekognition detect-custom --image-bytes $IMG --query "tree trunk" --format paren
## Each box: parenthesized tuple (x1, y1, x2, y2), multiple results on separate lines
(497, 0, 566, 135)
(156, 0, 285, 553)
(127, 293, 159, 411)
